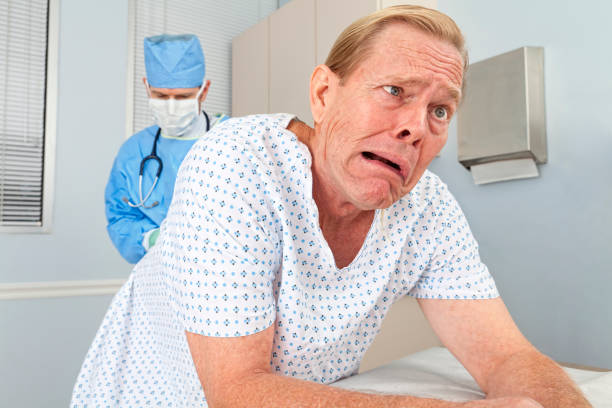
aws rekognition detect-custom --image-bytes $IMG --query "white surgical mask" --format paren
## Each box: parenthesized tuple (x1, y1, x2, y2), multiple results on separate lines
(147, 82, 205, 138)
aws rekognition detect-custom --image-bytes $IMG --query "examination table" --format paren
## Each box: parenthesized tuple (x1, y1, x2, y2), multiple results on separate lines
(333, 347, 612, 407)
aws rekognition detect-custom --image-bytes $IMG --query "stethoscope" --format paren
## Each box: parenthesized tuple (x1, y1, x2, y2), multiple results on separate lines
(123, 111, 210, 209)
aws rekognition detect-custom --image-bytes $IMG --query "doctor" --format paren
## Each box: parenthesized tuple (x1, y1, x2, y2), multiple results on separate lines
(105, 34, 228, 264)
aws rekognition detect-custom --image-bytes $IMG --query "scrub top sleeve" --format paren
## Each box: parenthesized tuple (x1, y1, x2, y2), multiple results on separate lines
(105, 156, 158, 264)
(409, 181, 499, 300)
(160, 135, 282, 338)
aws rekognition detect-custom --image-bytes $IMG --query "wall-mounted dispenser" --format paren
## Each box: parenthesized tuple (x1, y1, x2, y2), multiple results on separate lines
(457, 47, 547, 185)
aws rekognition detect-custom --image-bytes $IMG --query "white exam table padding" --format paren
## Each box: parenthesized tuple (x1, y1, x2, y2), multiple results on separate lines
(332, 347, 612, 407)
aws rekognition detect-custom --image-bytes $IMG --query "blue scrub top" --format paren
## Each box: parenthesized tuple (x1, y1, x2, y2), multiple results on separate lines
(105, 125, 199, 263)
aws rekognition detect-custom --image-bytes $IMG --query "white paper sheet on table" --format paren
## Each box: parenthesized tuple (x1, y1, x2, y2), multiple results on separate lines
(332, 347, 612, 407)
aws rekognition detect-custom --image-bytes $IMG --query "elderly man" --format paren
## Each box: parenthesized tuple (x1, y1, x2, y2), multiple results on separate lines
(72, 6, 591, 407)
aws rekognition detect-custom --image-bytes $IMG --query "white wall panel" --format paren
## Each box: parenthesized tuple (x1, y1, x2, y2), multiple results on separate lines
(269, 0, 315, 125)
(232, 18, 269, 116)
(316, 0, 377, 65)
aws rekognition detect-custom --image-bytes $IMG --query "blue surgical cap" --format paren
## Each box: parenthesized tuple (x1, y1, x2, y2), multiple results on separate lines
(144, 34, 205, 89)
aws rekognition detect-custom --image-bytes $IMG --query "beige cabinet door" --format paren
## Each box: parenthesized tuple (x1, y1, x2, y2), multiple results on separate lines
(232, 18, 270, 117)
(269, 0, 316, 125)
(360, 296, 441, 373)
(316, 0, 378, 65)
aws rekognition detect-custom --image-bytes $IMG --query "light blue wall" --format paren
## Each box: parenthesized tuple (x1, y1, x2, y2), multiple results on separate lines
(0, 295, 114, 407)
(434, 0, 612, 368)
(0, 1, 130, 406)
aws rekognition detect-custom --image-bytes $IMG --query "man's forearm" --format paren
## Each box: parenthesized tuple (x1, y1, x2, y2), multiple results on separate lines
(216, 371, 459, 408)
(484, 349, 591, 407)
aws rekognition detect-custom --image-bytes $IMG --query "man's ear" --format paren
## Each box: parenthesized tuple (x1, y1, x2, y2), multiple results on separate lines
(310, 64, 338, 124)
(199, 79, 211, 104)
(142, 77, 151, 97)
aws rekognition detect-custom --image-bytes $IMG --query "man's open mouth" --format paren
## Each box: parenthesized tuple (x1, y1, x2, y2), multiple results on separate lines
(362, 151, 402, 174)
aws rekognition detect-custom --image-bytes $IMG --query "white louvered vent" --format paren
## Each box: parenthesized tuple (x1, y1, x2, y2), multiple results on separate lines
(0, 0, 54, 230)
(129, 0, 277, 134)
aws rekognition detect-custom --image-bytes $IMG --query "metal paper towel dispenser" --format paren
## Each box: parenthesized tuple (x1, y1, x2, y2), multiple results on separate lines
(457, 47, 547, 184)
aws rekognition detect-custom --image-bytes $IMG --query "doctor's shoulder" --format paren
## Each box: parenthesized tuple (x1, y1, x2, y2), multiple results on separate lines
(210, 112, 230, 127)
(114, 125, 159, 160)
(129, 125, 159, 143)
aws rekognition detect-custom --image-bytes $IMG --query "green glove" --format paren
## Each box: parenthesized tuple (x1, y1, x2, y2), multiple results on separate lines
(143, 228, 160, 251)
(148, 228, 160, 249)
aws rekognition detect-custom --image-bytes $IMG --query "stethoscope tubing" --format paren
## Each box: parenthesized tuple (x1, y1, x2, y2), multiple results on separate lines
(124, 111, 210, 209)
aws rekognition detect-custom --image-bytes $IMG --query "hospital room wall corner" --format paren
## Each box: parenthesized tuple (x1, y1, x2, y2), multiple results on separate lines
(432, 0, 612, 370)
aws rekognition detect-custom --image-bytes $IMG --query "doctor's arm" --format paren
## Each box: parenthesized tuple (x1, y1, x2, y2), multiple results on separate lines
(105, 165, 158, 264)
(418, 297, 592, 408)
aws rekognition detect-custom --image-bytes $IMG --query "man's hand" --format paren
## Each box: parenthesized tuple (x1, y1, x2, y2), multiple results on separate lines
(142, 227, 160, 251)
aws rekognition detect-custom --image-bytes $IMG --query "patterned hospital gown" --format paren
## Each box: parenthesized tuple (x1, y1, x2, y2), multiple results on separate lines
(71, 113, 498, 407)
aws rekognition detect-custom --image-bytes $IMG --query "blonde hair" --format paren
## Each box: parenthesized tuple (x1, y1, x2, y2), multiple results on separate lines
(325, 5, 468, 83)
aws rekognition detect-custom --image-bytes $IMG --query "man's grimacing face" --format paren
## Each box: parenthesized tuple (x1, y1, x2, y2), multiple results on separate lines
(316, 23, 464, 210)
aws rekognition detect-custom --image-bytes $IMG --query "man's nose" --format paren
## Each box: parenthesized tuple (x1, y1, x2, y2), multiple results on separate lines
(168, 98, 177, 115)
(395, 106, 427, 145)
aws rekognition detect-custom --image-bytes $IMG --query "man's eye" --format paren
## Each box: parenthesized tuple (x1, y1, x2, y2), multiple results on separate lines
(433, 106, 448, 119)
(383, 85, 401, 97)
